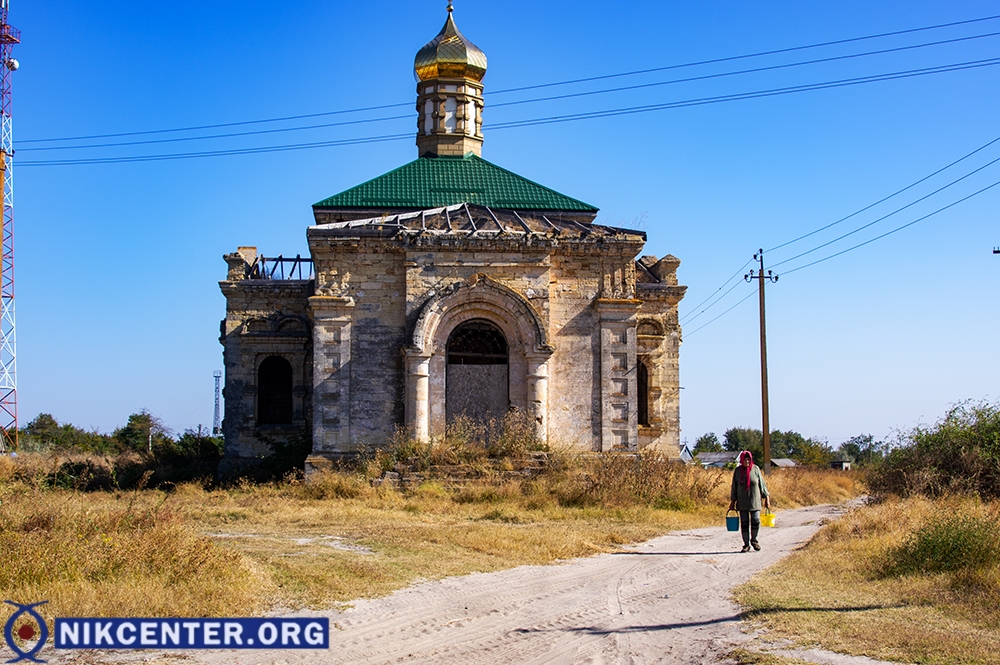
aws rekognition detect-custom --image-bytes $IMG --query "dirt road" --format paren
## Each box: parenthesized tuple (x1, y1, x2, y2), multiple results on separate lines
(55, 502, 895, 665)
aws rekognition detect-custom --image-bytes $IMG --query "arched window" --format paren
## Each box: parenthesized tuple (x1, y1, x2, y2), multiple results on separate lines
(447, 320, 508, 365)
(637, 358, 650, 427)
(446, 319, 509, 423)
(258, 356, 293, 425)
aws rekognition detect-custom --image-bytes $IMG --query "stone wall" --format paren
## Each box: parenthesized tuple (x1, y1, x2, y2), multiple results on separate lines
(221, 234, 686, 472)
(218, 251, 314, 475)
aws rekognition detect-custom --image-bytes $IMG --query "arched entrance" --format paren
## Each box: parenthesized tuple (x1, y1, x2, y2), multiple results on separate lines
(446, 319, 509, 424)
(405, 274, 553, 442)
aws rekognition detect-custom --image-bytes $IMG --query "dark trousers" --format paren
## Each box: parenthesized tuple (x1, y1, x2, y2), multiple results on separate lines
(740, 510, 760, 546)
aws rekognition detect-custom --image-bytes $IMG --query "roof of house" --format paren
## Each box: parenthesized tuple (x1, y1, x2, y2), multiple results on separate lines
(313, 154, 598, 213)
(308, 202, 642, 240)
(695, 452, 739, 466)
(695, 452, 798, 468)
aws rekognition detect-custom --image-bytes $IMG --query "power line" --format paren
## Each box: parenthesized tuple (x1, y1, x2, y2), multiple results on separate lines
(18, 114, 413, 152)
(680, 267, 748, 326)
(19, 133, 412, 166)
(782, 178, 1000, 275)
(490, 13, 1000, 96)
(23, 31, 1000, 154)
(17, 101, 415, 145)
(684, 290, 757, 338)
(20, 56, 1000, 167)
(490, 30, 1000, 111)
(684, 134, 1000, 335)
(687, 140, 1000, 330)
(766, 133, 1000, 253)
(489, 57, 1000, 132)
(20, 13, 1000, 145)
(771, 152, 1000, 269)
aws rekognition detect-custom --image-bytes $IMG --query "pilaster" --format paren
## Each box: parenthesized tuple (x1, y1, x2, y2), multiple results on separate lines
(307, 296, 354, 464)
(596, 298, 642, 451)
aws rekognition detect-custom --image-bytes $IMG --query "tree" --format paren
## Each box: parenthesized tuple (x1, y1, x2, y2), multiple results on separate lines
(723, 427, 763, 461)
(724, 427, 832, 465)
(21, 412, 116, 453)
(25, 413, 59, 440)
(114, 410, 171, 453)
(789, 437, 834, 466)
(837, 434, 885, 467)
(694, 432, 723, 453)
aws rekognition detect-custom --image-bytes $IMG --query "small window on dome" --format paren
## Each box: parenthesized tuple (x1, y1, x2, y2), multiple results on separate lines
(443, 97, 457, 133)
(423, 100, 434, 135)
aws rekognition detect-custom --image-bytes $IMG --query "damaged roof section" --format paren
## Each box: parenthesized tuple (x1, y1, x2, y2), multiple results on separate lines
(309, 203, 645, 242)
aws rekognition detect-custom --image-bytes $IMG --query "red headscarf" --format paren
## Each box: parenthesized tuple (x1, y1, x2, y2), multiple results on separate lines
(739, 450, 754, 492)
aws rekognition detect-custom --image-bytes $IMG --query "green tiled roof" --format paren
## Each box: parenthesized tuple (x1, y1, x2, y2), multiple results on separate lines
(313, 154, 598, 213)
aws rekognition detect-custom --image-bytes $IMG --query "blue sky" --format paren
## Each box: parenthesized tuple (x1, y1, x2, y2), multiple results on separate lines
(10, 0, 1000, 445)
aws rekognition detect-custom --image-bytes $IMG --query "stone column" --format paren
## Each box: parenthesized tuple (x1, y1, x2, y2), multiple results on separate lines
(595, 298, 642, 452)
(306, 296, 354, 471)
(405, 350, 432, 443)
(525, 353, 550, 443)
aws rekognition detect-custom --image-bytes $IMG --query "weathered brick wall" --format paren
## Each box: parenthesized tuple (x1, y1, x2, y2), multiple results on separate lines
(221, 236, 685, 470)
(547, 252, 603, 449)
(218, 261, 314, 474)
(311, 239, 408, 452)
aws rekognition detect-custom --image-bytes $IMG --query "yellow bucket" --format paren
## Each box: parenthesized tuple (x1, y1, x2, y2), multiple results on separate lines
(760, 511, 776, 528)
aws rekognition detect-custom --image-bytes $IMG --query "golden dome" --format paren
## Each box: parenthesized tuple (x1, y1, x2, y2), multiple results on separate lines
(414, 8, 487, 82)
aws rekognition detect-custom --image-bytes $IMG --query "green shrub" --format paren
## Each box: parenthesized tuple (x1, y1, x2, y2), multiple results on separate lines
(884, 513, 1000, 576)
(867, 400, 1000, 499)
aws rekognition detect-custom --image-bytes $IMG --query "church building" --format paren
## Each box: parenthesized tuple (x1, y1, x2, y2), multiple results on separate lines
(218, 6, 686, 474)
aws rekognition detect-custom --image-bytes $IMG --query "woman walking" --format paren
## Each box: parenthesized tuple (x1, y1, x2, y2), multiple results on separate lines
(728, 450, 769, 553)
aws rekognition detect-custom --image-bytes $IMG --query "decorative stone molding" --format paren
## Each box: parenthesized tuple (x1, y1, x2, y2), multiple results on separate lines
(404, 273, 553, 442)
(409, 273, 552, 355)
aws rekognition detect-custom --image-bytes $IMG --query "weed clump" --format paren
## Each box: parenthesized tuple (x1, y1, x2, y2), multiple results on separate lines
(884, 512, 1000, 577)
(365, 411, 546, 475)
(867, 400, 1000, 499)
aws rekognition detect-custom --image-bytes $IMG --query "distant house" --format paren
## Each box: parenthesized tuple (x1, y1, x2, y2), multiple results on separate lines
(679, 444, 695, 463)
(695, 452, 797, 469)
(695, 451, 739, 467)
(830, 460, 852, 471)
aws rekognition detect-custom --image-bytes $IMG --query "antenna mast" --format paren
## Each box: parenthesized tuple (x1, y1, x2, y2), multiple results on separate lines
(212, 370, 223, 435)
(0, 0, 19, 453)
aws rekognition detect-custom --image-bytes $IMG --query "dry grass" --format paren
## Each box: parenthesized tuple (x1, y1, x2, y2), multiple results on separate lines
(1, 454, 862, 625)
(756, 468, 861, 508)
(727, 649, 816, 665)
(0, 477, 270, 629)
(735, 496, 1000, 665)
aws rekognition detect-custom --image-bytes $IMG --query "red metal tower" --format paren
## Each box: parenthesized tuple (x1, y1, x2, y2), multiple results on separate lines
(0, 0, 19, 452)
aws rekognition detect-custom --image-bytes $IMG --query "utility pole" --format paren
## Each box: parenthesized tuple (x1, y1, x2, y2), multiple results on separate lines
(745, 249, 778, 475)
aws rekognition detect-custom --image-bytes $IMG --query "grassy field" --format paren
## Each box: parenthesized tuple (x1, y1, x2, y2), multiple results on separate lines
(734, 495, 1000, 665)
(0, 452, 860, 630)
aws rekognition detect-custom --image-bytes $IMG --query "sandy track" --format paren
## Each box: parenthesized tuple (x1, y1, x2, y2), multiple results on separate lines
(52, 503, 887, 665)
(180, 503, 850, 665)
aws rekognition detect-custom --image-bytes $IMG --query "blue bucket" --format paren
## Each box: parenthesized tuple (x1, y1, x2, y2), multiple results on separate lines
(726, 511, 739, 532)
